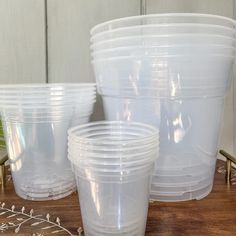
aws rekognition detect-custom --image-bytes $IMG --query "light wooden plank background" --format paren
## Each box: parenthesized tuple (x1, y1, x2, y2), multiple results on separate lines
(47, 0, 140, 120)
(0, 0, 46, 83)
(0, 0, 235, 156)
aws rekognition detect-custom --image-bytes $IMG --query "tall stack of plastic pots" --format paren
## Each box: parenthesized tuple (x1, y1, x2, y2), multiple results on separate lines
(68, 121, 159, 235)
(0, 83, 96, 201)
(90, 13, 236, 201)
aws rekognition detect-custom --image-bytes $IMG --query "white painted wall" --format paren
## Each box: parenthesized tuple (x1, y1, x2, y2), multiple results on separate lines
(47, 0, 140, 120)
(0, 0, 46, 83)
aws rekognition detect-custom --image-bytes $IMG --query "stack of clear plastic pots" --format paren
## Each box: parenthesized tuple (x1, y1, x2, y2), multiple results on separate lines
(0, 83, 96, 201)
(68, 121, 159, 236)
(91, 13, 236, 201)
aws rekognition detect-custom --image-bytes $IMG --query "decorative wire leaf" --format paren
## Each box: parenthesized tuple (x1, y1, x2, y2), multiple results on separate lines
(30, 209, 34, 216)
(31, 221, 44, 226)
(51, 229, 64, 234)
(0, 203, 82, 235)
(41, 225, 55, 230)
(11, 205, 15, 211)
(21, 206, 25, 213)
(6, 214, 17, 218)
(46, 213, 50, 221)
(14, 226, 20, 233)
(56, 217, 60, 225)
(77, 227, 83, 234)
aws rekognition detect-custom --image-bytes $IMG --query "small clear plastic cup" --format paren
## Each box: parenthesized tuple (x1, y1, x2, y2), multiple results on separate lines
(68, 121, 159, 236)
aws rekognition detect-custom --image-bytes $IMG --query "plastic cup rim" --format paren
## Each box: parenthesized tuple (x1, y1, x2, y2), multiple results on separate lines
(90, 33, 236, 50)
(91, 22, 236, 41)
(68, 121, 159, 146)
(92, 44, 236, 56)
(91, 13, 236, 35)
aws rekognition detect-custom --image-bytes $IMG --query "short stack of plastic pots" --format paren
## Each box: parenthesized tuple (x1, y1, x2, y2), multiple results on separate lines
(90, 14, 236, 201)
(68, 121, 159, 236)
(0, 83, 96, 201)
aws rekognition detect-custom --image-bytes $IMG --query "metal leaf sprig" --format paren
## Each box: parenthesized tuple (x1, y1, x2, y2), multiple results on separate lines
(0, 202, 83, 235)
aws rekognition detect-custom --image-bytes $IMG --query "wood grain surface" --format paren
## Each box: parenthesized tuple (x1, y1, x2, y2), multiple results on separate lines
(0, 160, 236, 236)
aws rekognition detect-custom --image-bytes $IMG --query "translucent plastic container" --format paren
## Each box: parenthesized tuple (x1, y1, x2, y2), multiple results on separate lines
(0, 83, 96, 90)
(91, 23, 236, 42)
(101, 94, 224, 201)
(68, 121, 159, 236)
(93, 56, 234, 93)
(91, 13, 236, 35)
(150, 184, 213, 202)
(92, 45, 236, 59)
(0, 83, 96, 201)
(91, 13, 236, 202)
(0, 98, 96, 109)
(91, 35, 236, 51)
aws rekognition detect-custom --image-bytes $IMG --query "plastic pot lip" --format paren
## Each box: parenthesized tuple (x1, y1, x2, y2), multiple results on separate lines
(0, 99, 96, 109)
(92, 52, 235, 61)
(2, 106, 94, 114)
(90, 13, 236, 35)
(151, 178, 212, 188)
(68, 149, 158, 161)
(71, 162, 155, 173)
(68, 121, 159, 145)
(1, 111, 93, 119)
(90, 33, 236, 49)
(67, 145, 159, 159)
(68, 136, 159, 150)
(68, 126, 159, 142)
(0, 83, 96, 89)
(92, 44, 236, 56)
(98, 85, 228, 91)
(91, 23, 236, 41)
(1, 114, 92, 123)
(92, 43, 236, 55)
(69, 160, 156, 169)
(0, 89, 96, 95)
(68, 139, 159, 151)
(92, 53, 235, 63)
(0, 91, 96, 97)
(0, 97, 96, 106)
(0, 95, 96, 101)
(92, 34, 236, 47)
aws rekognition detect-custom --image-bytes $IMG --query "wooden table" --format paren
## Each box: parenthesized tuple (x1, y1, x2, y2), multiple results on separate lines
(0, 160, 236, 236)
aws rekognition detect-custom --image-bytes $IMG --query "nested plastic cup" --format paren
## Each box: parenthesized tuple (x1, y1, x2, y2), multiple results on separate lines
(68, 121, 159, 145)
(101, 92, 224, 201)
(92, 45, 236, 59)
(91, 13, 236, 35)
(0, 101, 96, 123)
(74, 162, 154, 235)
(68, 121, 159, 236)
(68, 146, 159, 169)
(93, 55, 234, 94)
(91, 34, 236, 51)
(0, 89, 96, 98)
(0, 83, 96, 90)
(0, 97, 96, 107)
(0, 83, 96, 201)
(91, 23, 236, 42)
